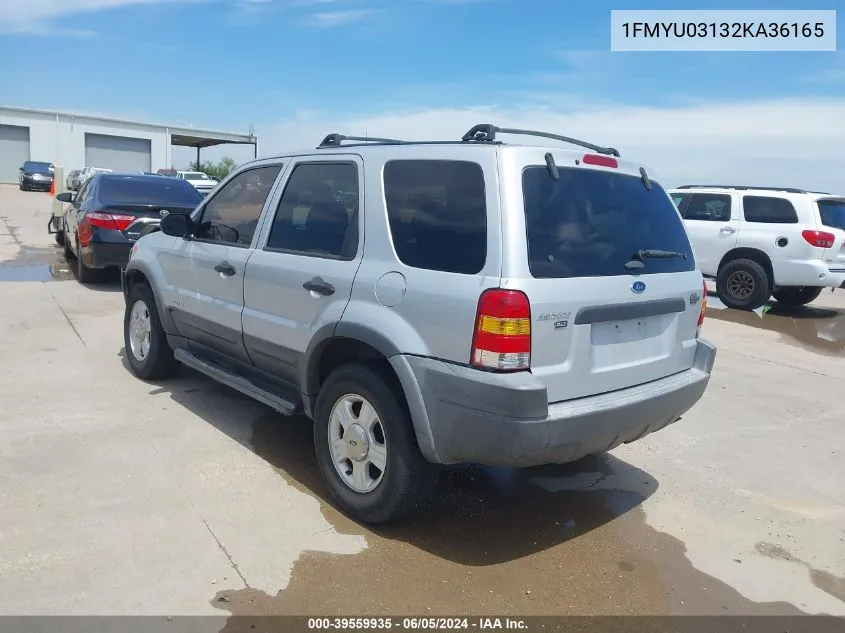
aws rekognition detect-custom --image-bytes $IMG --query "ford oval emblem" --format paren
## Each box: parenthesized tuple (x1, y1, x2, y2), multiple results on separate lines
(631, 281, 646, 294)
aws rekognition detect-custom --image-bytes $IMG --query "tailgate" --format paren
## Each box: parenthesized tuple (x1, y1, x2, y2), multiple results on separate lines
(816, 198, 845, 269)
(509, 152, 703, 403)
(527, 272, 703, 402)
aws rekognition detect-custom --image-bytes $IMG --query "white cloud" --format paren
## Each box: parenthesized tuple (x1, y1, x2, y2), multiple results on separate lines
(244, 98, 845, 193)
(0, 0, 221, 33)
(298, 8, 375, 27)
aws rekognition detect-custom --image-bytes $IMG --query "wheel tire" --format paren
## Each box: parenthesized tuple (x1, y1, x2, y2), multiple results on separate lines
(716, 258, 771, 311)
(313, 362, 440, 524)
(54, 231, 65, 247)
(75, 241, 102, 284)
(772, 286, 823, 307)
(123, 282, 178, 380)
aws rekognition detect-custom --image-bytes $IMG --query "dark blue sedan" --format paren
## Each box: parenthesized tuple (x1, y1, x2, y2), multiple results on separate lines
(57, 172, 204, 284)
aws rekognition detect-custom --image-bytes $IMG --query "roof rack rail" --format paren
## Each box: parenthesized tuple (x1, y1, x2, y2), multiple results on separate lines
(460, 124, 620, 157)
(675, 184, 808, 194)
(317, 133, 405, 148)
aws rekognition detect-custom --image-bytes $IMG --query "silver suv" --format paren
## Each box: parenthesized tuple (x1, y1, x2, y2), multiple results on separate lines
(121, 125, 717, 523)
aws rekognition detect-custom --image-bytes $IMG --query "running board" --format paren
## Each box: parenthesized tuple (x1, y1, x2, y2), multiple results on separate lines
(174, 349, 299, 416)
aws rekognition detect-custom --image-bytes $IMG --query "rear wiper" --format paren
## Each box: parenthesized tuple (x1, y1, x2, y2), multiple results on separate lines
(624, 249, 687, 271)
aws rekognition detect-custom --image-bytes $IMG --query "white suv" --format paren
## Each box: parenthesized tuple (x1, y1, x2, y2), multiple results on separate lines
(669, 185, 845, 310)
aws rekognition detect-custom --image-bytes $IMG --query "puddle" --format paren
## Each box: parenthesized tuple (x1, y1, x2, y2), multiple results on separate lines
(705, 294, 845, 356)
(0, 246, 74, 282)
(199, 409, 805, 618)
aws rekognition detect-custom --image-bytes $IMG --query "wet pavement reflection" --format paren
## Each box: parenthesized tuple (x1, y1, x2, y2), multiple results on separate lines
(0, 245, 74, 282)
(705, 292, 845, 356)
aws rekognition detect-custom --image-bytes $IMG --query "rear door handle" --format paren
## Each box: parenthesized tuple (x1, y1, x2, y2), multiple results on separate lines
(303, 277, 335, 296)
(720, 226, 736, 234)
(214, 261, 237, 277)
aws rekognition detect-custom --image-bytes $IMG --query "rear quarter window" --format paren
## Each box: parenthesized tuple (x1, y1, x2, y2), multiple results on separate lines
(383, 159, 487, 274)
(742, 195, 799, 224)
(523, 167, 695, 279)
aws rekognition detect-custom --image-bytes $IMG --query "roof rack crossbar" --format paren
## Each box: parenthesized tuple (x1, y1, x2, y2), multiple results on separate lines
(676, 184, 808, 194)
(317, 133, 405, 148)
(461, 124, 620, 157)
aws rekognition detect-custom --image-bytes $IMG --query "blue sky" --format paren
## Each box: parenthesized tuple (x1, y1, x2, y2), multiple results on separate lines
(0, 0, 843, 188)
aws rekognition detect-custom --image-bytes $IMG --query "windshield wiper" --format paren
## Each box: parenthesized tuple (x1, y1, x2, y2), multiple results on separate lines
(624, 249, 687, 271)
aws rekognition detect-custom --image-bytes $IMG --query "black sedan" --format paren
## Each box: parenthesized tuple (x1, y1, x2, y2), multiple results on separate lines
(19, 161, 55, 191)
(57, 172, 204, 283)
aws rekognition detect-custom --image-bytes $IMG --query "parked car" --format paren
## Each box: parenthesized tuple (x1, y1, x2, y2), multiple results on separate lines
(157, 168, 178, 177)
(19, 161, 55, 192)
(57, 172, 204, 283)
(670, 185, 845, 310)
(175, 170, 218, 195)
(66, 169, 82, 191)
(121, 125, 716, 524)
(78, 166, 113, 187)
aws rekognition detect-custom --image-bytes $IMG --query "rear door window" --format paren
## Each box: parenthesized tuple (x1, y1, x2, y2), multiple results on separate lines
(817, 199, 845, 231)
(383, 159, 487, 274)
(742, 195, 798, 224)
(523, 167, 695, 279)
(685, 193, 732, 221)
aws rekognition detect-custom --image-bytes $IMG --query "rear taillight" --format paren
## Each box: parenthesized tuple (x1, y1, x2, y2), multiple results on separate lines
(802, 230, 836, 248)
(582, 154, 618, 169)
(86, 212, 137, 231)
(470, 289, 531, 372)
(697, 279, 707, 337)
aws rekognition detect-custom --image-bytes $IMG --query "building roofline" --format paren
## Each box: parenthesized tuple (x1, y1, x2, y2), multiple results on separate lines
(0, 104, 257, 144)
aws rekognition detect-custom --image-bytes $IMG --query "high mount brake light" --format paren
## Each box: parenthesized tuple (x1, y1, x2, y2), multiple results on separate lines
(582, 154, 618, 169)
(470, 289, 531, 372)
(802, 230, 836, 249)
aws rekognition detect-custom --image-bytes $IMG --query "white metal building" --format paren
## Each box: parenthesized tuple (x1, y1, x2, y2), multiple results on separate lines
(0, 105, 258, 184)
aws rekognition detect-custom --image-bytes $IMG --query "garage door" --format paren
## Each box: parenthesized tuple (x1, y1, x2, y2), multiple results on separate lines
(0, 125, 31, 184)
(84, 133, 151, 172)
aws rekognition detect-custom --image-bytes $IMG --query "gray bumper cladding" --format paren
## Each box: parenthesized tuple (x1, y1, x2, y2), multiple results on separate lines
(398, 339, 717, 468)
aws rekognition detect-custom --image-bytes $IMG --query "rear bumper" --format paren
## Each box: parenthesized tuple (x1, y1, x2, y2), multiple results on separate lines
(773, 259, 845, 289)
(86, 241, 132, 270)
(392, 339, 717, 467)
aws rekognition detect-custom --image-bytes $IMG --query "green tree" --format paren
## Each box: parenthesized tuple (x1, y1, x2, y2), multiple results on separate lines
(188, 156, 237, 181)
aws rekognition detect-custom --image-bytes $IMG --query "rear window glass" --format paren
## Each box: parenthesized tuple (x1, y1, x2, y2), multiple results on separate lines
(523, 167, 695, 279)
(99, 176, 204, 206)
(818, 199, 845, 231)
(383, 160, 487, 274)
(742, 196, 798, 224)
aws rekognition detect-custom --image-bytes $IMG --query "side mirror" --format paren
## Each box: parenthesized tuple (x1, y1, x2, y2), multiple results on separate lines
(160, 212, 193, 238)
(55, 192, 73, 203)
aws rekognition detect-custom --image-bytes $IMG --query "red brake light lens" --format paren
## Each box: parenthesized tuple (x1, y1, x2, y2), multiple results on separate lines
(582, 154, 618, 169)
(697, 279, 707, 334)
(86, 212, 137, 231)
(801, 230, 836, 248)
(470, 289, 531, 372)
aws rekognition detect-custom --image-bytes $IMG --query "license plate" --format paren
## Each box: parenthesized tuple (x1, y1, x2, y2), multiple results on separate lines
(591, 317, 660, 345)
(590, 316, 669, 370)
